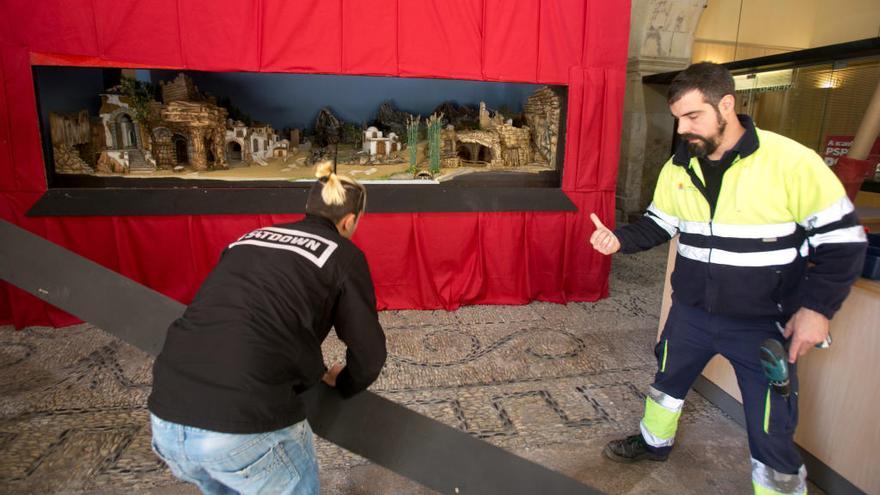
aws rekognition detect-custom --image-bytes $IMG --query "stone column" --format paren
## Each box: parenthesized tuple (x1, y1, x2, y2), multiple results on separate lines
(213, 126, 227, 169)
(190, 127, 208, 171)
(618, 0, 707, 222)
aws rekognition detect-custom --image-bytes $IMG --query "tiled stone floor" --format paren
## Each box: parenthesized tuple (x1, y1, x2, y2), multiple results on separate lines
(0, 246, 819, 494)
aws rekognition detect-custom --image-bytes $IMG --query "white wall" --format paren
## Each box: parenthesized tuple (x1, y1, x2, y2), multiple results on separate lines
(694, 0, 880, 63)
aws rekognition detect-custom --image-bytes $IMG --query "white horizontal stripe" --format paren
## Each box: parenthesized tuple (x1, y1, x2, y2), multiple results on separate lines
(646, 213, 678, 237)
(808, 225, 867, 247)
(679, 220, 711, 236)
(800, 196, 854, 230)
(647, 386, 684, 412)
(646, 203, 679, 237)
(678, 221, 797, 239)
(712, 222, 797, 239)
(751, 458, 806, 495)
(640, 420, 675, 447)
(678, 243, 710, 262)
(678, 243, 799, 267)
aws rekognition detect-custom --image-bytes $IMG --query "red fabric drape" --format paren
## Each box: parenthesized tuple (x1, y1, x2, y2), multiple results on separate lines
(93, 0, 185, 67)
(537, 0, 586, 84)
(0, 0, 631, 328)
(482, 0, 540, 83)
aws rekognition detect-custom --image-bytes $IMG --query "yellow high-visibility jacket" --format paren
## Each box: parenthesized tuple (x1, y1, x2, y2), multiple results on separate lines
(616, 117, 867, 319)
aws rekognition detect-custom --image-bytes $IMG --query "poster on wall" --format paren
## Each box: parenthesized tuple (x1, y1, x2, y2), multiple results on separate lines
(822, 135, 880, 167)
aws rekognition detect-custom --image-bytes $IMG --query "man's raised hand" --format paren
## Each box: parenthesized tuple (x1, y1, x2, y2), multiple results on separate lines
(589, 213, 621, 255)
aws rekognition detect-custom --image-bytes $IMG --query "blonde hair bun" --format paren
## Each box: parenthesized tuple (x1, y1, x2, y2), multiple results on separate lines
(314, 160, 346, 206)
(314, 160, 333, 179)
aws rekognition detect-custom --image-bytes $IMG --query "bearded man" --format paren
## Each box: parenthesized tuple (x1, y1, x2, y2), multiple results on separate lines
(588, 62, 866, 495)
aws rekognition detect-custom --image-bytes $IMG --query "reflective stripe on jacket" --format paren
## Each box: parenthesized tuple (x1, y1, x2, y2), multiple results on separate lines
(617, 124, 866, 319)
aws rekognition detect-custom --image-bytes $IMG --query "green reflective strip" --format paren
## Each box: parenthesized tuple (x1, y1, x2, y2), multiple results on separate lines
(752, 480, 801, 495)
(763, 388, 771, 434)
(643, 396, 681, 440)
(661, 340, 668, 372)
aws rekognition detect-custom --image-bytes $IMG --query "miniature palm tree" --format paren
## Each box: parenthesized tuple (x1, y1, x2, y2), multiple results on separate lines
(427, 113, 443, 175)
(407, 114, 420, 175)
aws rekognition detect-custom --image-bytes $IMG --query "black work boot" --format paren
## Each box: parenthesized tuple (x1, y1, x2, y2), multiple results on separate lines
(603, 434, 669, 463)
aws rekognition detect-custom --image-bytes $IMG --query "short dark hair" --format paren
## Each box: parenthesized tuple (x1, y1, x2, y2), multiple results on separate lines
(667, 62, 735, 107)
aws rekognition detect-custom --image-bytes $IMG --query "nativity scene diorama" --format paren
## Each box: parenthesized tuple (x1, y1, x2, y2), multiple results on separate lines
(44, 71, 563, 184)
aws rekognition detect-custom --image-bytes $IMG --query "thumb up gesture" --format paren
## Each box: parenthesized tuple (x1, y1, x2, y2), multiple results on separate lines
(589, 213, 620, 255)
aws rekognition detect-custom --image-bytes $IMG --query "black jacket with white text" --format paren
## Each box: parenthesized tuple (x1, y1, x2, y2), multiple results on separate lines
(148, 215, 387, 433)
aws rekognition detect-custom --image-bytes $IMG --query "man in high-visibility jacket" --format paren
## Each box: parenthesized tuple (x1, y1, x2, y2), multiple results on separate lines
(590, 62, 867, 495)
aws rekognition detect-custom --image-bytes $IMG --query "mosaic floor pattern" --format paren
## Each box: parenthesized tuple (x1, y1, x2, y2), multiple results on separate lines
(0, 246, 794, 494)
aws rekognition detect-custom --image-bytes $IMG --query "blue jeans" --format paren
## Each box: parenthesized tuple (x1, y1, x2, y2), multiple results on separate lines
(150, 414, 319, 495)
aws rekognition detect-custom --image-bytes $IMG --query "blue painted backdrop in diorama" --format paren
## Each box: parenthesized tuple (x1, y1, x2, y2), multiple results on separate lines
(31, 66, 541, 133)
(148, 70, 540, 130)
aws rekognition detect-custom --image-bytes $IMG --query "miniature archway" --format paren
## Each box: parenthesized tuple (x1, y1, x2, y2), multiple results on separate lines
(114, 113, 138, 149)
(226, 140, 243, 162)
(457, 141, 492, 165)
(172, 134, 189, 165)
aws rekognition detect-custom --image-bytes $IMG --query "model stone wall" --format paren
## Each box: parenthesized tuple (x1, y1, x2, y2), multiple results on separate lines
(161, 101, 228, 170)
(497, 124, 532, 166)
(161, 73, 201, 103)
(524, 87, 560, 165)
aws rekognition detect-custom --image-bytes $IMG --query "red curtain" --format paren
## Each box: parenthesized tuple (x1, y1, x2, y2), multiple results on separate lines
(0, 0, 630, 328)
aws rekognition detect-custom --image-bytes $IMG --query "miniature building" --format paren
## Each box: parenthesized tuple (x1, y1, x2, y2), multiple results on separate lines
(362, 126, 402, 156)
(225, 120, 249, 163)
(273, 139, 290, 158)
(523, 87, 561, 165)
(92, 74, 232, 173)
(98, 93, 155, 172)
(455, 103, 532, 168)
(224, 120, 279, 165)
(49, 110, 96, 174)
(160, 100, 228, 171)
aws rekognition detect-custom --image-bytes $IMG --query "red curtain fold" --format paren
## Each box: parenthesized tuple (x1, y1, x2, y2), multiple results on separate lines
(476, 212, 529, 305)
(107, 216, 203, 304)
(92, 0, 185, 67)
(576, 67, 626, 192)
(582, 0, 631, 70)
(2, 0, 99, 56)
(537, 0, 586, 84)
(340, 0, 399, 76)
(561, 67, 585, 192)
(177, 0, 263, 71)
(261, 0, 343, 73)
(525, 211, 569, 302)
(562, 191, 613, 300)
(397, 0, 484, 80)
(0, 47, 14, 192)
(352, 213, 423, 309)
(482, 0, 540, 83)
(0, 0, 631, 327)
(2, 45, 45, 192)
(411, 212, 484, 309)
